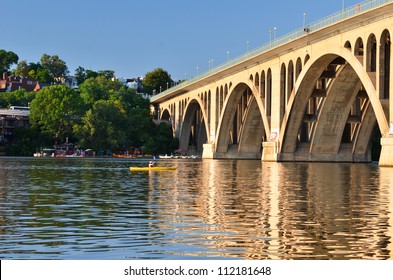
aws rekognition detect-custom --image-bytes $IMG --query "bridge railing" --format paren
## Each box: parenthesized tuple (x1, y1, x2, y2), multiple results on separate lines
(151, 0, 393, 102)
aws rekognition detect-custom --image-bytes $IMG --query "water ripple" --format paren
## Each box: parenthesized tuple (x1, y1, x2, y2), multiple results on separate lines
(0, 158, 392, 259)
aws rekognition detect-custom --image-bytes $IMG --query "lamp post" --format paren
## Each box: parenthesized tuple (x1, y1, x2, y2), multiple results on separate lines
(247, 41, 250, 52)
(209, 60, 213, 70)
(342, 0, 345, 19)
(227, 51, 230, 62)
(269, 29, 272, 47)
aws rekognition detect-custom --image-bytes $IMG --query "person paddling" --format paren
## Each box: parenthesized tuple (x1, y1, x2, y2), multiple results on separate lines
(148, 161, 155, 167)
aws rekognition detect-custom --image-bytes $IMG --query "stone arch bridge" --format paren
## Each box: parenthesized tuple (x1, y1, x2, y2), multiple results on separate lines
(151, 0, 393, 166)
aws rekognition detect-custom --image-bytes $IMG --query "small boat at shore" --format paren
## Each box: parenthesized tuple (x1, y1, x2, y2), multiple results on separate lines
(129, 166, 177, 171)
(158, 154, 199, 159)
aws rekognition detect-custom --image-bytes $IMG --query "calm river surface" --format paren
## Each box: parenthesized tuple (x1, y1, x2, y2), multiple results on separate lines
(0, 157, 392, 260)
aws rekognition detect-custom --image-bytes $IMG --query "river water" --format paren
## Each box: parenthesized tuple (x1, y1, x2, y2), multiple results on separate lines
(0, 157, 392, 260)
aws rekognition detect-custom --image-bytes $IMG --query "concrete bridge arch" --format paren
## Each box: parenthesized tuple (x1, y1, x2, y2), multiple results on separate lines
(178, 98, 209, 155)
(279, 45, 389, 162)
(214, 80, 269, 159)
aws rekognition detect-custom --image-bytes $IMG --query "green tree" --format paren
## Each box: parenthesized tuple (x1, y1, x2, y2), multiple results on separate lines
(74, 100, 127, 151)
(14, 60, 30, 77)
(74, 66, 87, 85)
(0, 49, 18, 74)
(15, 61, 53, 83)
(40, 54, 69, 83)
(143, 123, 178, 155)
(112, 86, 155, 147)
(34, 67, 53, 83)
(7, 127, 52, 156)
(29, 85, 83, 143)
(75, 68, 115, 85)
(0, 89, 35, 108)
(142, 68, 173, 95)
(97, 70, 115, 79)
(78, 76, 121, 107)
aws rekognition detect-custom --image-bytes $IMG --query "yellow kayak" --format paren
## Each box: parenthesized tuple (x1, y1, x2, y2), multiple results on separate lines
(129, 166, 177, 171)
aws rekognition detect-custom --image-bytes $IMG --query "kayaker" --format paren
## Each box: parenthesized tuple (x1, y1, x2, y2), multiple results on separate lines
(149, 161, 155, 167)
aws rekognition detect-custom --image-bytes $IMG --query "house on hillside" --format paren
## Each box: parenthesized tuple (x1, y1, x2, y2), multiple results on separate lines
(0, 73, 46, 92)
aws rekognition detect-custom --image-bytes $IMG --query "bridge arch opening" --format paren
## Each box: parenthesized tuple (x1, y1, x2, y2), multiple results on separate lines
(367, 33, 377, 72)
(304, 54, 310, 65)
(380, 30, 391, 100)
(255, 72, 260, 91)
(280, 47, 389, 163)
(344, 40, 352, 51)
(280, 63, 286, 126)
(288, 60, 294, 104)
(295, 57, 302, 79)
(355, 37, 364, 56)
(179, 99, 208, 156)
(161, 109, 170, 121)
(215, 82, 266, 159)
(266, 69, 272, 120)
(260, 70, 266, 99)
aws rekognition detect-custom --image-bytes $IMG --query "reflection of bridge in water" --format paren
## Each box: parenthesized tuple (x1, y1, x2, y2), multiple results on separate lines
(147, 160, 393, 259)
(151, 0, 393, 166)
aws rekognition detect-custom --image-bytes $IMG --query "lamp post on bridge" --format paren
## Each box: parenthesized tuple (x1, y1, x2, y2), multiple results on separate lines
(269, 29, 272, 47)
(270, 27, 276, 47)
(209, 59, 214, 70)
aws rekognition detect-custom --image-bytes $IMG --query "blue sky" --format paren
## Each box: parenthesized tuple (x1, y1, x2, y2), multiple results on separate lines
(2, 0, 361, 80)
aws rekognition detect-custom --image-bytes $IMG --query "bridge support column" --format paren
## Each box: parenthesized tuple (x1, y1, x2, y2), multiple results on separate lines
(261, 142, 278, 162)
(380, 137, 393, 166)
(202, 143, 215, 159)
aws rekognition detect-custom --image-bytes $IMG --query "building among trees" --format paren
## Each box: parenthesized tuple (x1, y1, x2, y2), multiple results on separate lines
(0, 73, 44, 92)
(0, 106, 30, 155)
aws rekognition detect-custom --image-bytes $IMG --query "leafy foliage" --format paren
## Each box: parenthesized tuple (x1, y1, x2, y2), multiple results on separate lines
(74, 100, 128, 150)
(29, 85, 83, 142)
(75, 67, 115, 85)
(15, 61, 53, 83)
(143, 123, 179, 155)
(3, 48, 178, 156)
(0, 49, 18, 74)
(79, 76, 121, 107)
(40, 54, 69, 83)
(8, 127, 52, 156)
(142, 68, 173, 95)
(0, 89, 35, 108)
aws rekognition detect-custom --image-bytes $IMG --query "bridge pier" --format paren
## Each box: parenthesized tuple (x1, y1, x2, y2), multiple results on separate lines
(202, 143, 215, 159)
(262, 142, 278, 161)
(379, 137, 393, 167)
